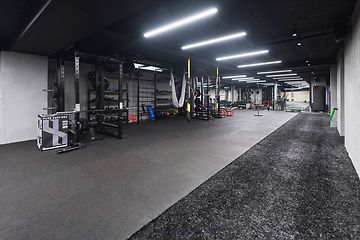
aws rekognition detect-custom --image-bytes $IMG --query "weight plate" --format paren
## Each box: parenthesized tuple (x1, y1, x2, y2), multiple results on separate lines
(52, 83, 59, 98)
(52, 99, 59, 113)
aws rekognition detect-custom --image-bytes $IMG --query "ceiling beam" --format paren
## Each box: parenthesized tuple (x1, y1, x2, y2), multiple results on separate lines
(10, 0, 154, 56)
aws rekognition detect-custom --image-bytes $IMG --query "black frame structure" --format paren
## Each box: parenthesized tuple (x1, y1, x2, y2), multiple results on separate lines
(52, 45, 124, 145)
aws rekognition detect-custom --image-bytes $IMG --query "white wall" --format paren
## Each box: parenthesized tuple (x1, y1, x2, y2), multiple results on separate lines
(282, 91, 309, 102)
(337, 49, 345, 136)
(344, 1, 360, 177)
(330, 64, 337, 128)
(293, 91, 309, 102)
(0, 51, 48, 144)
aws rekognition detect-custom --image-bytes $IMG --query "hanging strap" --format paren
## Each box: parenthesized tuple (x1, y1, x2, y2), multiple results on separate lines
(171, 72, 186, 108)
(171, 73, 179, 108)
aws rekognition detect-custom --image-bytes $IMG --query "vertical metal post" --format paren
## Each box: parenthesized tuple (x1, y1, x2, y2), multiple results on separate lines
(187, 59, 191, 122)
(99, 61, 105, 131)
(117, 62, 123, 139)
(57, 56, 65, 112)
(154, 71, 157, 120)
(95, 61, 101, 127)
(137, 69, 140, 124)
(216, 67, 220, 116)
(87, 83, 91, 120)
(207, 76, 210, 120)
(54, 57, 61, 114)
(190, 77, 195, 117)
(200, 77, 203, 106)
(74, 43, 80, 144)
(125, 78, 129, 124)
(187, 77, 191, 121)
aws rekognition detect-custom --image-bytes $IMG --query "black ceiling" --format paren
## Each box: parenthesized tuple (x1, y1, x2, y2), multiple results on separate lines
(0, 0, 356, 85)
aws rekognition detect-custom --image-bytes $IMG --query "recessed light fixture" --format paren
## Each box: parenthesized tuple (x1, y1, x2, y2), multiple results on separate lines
(144, 8, 217, 37)
(266, 73, 297, 77)
(297, 42, 302, 46)
(182, 32, 246, 49)
(237, 60, 282, 68)
(293, 24, 297, 37)
(222, 75, 246, 79)
(257, 70, 292, 74)
(216, 50, 268, 61)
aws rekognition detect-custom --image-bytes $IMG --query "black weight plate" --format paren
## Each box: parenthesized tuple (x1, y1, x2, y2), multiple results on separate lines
(52, 83, 59, 98)
(52, 99, 59, 113)
(92, 76, 109, 90)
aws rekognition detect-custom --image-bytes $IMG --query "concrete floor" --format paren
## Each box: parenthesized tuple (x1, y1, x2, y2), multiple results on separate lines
(0, 109, 297, 239)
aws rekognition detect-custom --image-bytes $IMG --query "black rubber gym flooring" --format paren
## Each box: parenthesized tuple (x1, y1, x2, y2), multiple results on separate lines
(129, 113, 360, 239)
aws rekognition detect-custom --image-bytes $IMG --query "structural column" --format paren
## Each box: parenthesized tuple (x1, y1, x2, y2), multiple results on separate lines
(74, 43, 80, 143)
(330, 64, 337, 128)
(231, 86, 235, 103)
(337, 48, 345, 136)
(274, 82, 278, 109)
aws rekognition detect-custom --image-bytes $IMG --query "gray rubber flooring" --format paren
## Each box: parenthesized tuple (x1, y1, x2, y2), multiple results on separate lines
(0, 110, 303, 239)
(129, 113, 360, 239)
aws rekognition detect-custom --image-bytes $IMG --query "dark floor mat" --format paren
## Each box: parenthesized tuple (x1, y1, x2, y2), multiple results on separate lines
(128, 113, 360, 239)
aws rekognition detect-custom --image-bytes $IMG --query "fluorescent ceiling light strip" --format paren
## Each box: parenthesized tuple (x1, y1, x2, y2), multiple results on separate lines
(246, 80, 265, 83)
(284, 80, 306, 83)
(232, 77, 254, 80)
(257, 70, 292, 74)
(222, 75, 246, 79)
(288, 84, 307, 86)
(266, 73, 297, 77)
(275, 76, 303, 79)
(285, 82, 307, 84)
(216, 50, 268, 61)
(287, 81, 307, 83)
(144, 8, 217, 37)
(182, 32, 246, 49)
(278, 78, 303, 81)
(135, 64, 163, 72)
(244, 79, 260, 82)
(142, 67, 162, 72)
(237, 61, 282, 68)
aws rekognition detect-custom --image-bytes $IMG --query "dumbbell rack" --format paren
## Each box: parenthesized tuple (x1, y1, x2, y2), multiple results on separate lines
(155, 90, 174, 118)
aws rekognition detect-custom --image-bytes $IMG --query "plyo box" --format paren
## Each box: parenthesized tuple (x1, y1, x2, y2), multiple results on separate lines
(37, 114, 69, 151)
